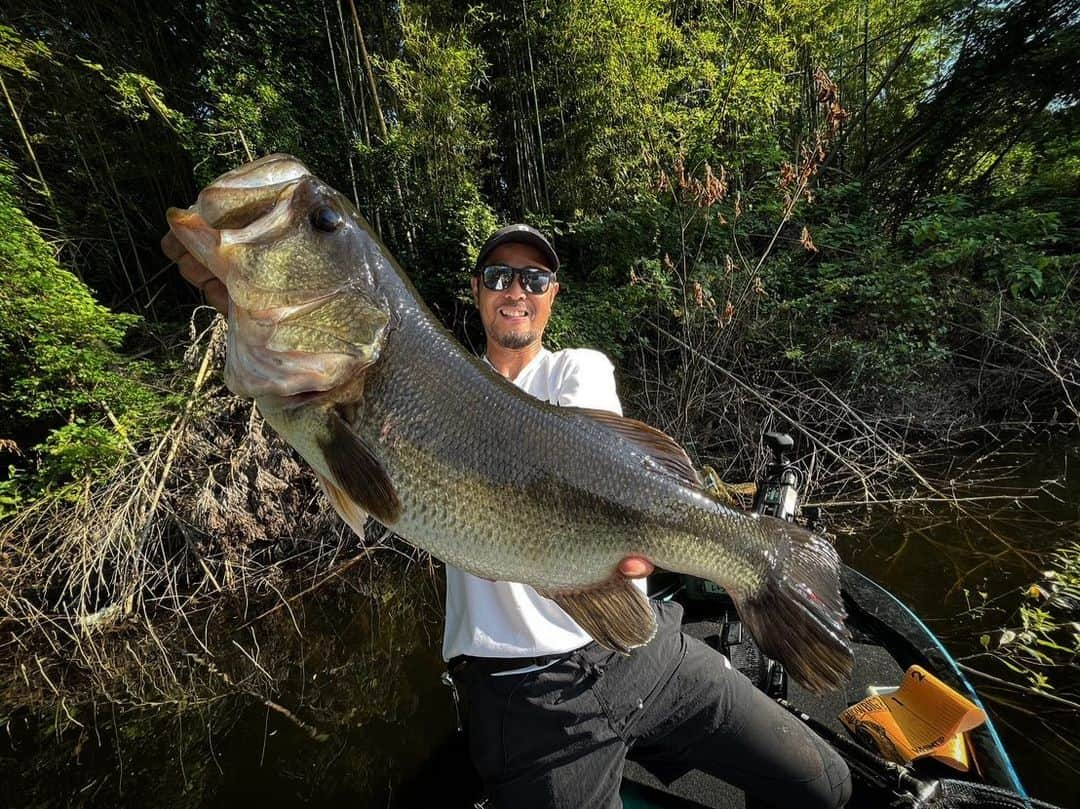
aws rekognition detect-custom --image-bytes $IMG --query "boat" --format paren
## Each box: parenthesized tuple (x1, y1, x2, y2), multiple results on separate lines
(620, 563, 1045, 808)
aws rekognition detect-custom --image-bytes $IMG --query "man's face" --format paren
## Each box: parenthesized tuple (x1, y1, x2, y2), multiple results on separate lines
(471, 242, 559, 351)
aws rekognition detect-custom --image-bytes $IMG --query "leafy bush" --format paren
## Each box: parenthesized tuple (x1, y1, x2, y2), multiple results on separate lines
(0, 162, 171, 509)
(758, 183, 1078, 395)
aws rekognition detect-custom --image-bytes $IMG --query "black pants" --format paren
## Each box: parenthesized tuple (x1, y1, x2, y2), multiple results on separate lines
(453, 600, 851, 809)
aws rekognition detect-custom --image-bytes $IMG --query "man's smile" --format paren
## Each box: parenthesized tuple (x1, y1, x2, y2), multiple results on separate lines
(498, 305, 532, 321)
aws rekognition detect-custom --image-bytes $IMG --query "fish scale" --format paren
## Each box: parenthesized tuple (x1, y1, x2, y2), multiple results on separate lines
(166, 153, 855, 693)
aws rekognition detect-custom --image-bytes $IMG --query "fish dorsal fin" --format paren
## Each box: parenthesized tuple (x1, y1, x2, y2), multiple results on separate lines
(536, 576, 656, 653)
(317, 409, 402, 525)
(567, 407, 701, 489)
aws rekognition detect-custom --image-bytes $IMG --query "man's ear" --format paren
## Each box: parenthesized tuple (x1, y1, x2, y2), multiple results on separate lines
(470, 275, 479, 305)
(551, 279, 560, 301)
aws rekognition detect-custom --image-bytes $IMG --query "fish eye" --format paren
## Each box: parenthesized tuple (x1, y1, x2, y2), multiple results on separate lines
(310, 206, 343, 233)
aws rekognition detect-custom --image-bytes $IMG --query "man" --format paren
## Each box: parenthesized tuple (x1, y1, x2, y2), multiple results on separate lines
(163, 223, 851, 809)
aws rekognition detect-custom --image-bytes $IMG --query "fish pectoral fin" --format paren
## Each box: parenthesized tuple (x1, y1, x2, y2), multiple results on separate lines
(537, 576, 656, 654)
(564, 407, 701, 489)
(315, 471, 370, 536)
(317, 409, 402, 525)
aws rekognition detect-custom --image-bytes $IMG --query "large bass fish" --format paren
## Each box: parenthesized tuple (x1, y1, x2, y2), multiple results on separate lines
(167, 154, 853, 692)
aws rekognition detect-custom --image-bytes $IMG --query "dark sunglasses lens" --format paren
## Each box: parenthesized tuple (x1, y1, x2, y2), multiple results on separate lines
(521, 270, 552, 294)
(482, 265, 513, 291)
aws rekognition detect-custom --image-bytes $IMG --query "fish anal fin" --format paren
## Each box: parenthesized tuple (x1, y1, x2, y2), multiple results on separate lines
(317, 409, 402, 525)
(314, 471, 370, 537)
(537, 576, 656, 654)
(565, 407, 700, 489)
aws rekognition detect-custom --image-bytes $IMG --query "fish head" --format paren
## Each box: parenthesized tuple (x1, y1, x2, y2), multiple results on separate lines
(167, 154, 390, 409)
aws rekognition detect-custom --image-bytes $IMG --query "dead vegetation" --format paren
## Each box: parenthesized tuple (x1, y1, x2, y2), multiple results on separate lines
(0, 312, 413, 722)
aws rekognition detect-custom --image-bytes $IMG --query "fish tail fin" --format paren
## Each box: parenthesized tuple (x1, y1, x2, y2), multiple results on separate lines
(732, 521, 853, 693)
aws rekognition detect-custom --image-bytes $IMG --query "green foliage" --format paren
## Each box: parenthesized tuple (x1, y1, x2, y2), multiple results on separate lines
(196, 0, 336, 179)
(974, 543, 1080, 692)
(0, 8, 200, 310)
(759, 179, 1077, 391)
(370, 7, 498, 300)
(0, 162, 170, 506)
(0, 0, 1075, 499)
(546, 277, 657, 359)
(38, 422, 127, 481)
(0, 23, 50, 76)
(378, 10, 490, 211)
(109, 71, 192, 136)
(543, 201, 677, 356)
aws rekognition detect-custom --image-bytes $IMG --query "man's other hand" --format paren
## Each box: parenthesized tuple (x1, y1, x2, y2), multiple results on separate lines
(619, 557, 655, 578)
(162, 230, 228, 315)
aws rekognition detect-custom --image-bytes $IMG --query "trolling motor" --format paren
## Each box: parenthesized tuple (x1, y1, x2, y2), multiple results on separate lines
(737, 431, 816, 699)
(751, 432, 804, 523)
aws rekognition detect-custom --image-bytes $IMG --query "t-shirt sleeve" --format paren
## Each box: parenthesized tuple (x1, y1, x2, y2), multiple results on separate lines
(553, 349, 623, 416)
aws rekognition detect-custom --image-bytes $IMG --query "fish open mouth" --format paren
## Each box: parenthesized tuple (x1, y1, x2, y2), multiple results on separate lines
(166, 154, 361, 404)
(166, 153, 312, 275)
(169, 154, 386, 408)
(196, 153, 311, 228)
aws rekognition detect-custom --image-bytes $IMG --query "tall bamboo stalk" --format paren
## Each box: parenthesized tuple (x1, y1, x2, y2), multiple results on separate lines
(346, 0, 389, 141)
(1, 73, 62, 228)
(323, 0, 360, 205)
(520, 0, 549, 210)
(343, 0, 410, 245)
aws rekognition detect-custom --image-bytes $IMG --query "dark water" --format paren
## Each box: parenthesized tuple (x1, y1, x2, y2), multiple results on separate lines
(2, 440, 1077, 808)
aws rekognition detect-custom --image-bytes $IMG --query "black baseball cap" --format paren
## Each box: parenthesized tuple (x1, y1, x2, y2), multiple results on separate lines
(474, 224, 560, 274)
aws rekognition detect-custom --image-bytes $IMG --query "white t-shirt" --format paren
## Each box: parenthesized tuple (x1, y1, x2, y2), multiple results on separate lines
(442, 347, 648, 660)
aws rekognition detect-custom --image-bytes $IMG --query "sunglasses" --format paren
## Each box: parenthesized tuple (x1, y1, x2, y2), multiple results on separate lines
(479, 264, 556, 295)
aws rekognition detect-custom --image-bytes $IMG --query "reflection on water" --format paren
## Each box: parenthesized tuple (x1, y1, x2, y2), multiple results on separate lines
(0, 555, 462, 808)
(0, 441, 1076, 807)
